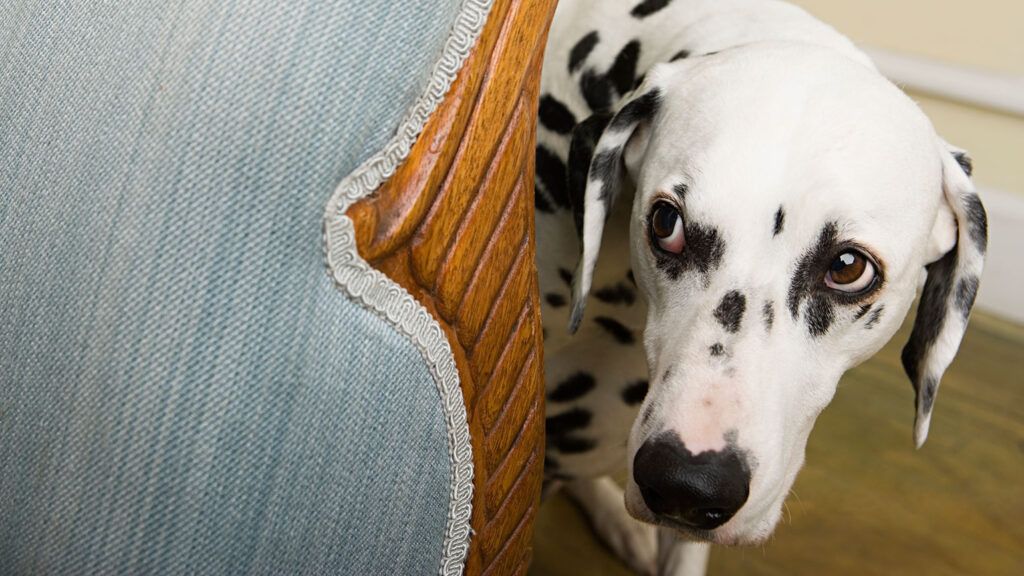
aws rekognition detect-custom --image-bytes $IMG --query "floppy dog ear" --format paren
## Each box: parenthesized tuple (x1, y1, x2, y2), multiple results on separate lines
(567, 85, 662, 333)
(901, 144, 987, 448)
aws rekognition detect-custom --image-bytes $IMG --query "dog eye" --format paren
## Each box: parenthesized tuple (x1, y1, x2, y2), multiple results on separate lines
(650, 202, 685, 254)
(824, 250, 876, 293)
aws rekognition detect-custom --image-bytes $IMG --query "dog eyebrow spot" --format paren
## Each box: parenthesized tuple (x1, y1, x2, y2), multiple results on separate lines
(773, 206, 785, 236)
(622, 380, 649, 405)
(536, 145, 570, 209)
(538, 94, 577, 135)
(594, 282, 636, 305)
(865, 305, 884, 329)
(853, 303, 872, 321)
(546, 408, 592, 436)
(569, 31, 600, 73)
(549, 372, 596, 402)
(631, 0, 672, 18)
(709, 343, 725, 357)
(594, 316, 636, 344)
(762, 301, 775, 330)
(545, 293, 567, 308)
(713, 290, 746, 333)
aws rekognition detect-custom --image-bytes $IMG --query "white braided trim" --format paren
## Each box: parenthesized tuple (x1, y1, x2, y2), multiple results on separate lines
(323, 1, 493, 575)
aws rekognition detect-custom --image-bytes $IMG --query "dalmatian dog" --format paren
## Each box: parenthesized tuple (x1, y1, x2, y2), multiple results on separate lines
(534, 0, 988, 574)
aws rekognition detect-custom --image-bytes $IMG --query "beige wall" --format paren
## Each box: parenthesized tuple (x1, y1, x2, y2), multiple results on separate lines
(791, 0, 1024, 198)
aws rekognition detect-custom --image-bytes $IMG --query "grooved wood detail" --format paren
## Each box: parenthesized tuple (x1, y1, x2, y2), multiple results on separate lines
(346, 0, 557, 573)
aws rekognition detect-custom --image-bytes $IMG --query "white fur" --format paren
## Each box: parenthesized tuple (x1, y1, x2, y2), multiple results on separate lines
(537, 1, 984, 574)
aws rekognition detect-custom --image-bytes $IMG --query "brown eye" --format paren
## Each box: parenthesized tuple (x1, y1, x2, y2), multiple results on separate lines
(650, 201, 685, 254)
(825, 250, 876, 293)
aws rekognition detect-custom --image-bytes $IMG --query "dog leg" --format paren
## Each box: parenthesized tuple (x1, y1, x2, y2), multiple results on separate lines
(656, 528, 710, 576)
(565, 477, 658, 575)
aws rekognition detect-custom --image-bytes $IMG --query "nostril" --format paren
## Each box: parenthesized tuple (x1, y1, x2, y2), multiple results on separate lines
(685, 507, 729, 530)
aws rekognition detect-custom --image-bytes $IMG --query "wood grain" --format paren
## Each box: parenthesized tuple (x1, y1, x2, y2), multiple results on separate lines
(346, 0, 558, 573)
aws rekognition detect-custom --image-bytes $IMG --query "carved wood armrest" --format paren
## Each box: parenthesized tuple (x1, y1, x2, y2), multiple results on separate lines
(345, 0, 557, 573)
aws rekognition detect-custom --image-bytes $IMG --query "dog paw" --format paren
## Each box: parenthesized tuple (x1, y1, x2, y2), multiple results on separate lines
(597, 512, 658, 576)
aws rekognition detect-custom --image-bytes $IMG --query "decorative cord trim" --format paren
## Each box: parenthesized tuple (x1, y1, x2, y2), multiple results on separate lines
(323, 1, 494, 574)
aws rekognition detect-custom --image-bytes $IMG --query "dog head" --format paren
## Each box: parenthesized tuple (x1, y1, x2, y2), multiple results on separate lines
(566, 44, 987, 545)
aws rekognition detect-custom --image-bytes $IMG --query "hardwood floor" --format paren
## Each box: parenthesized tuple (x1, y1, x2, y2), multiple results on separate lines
(530, 311, 1024, 575)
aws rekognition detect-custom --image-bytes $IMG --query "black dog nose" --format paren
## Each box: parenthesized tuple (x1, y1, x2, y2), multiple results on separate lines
(633, 432, 750, 530)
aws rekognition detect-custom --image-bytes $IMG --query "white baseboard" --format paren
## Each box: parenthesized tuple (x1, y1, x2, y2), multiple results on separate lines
(975, 186, 1024, 324)
(863, 47, 1024, 118)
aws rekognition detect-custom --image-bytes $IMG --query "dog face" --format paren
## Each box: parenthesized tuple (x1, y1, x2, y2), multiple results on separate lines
(566, 45, 987, 545)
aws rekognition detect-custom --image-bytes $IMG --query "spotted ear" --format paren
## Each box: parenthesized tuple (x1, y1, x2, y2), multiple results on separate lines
(567, 85, 662, 333)
(901, 144, 987, 448)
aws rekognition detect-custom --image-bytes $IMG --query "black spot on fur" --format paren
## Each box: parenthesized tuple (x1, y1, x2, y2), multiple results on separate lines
(713, 291, 746, 333)
(545, 455, 561, 471)
(568, 112, 613, 236)
(608, 40, 641, 96)
(963, 193, 988, 254)
(535, 146, 570, 209)
(654, 220, 725, 281)
(661, 364, 674, 383)
(594, 282, 636, 305)
(580, 69, 613, 113)
(608, 88, 661, 131)
(901, 250, 957, 389)
(558, 267, 574, 287)
(577, 40, 644, 113)
(710, 343, 725, 357)
(549, 372, 596, 402)
(588, 148, 619, 203)
(920, 377, 938, 414)
(551, 435, 597, 454)
(762, 301, 775, 330)
(547, 408, 592, 436)
(594, 316, 635, 344)
(955, 276, 979, 321)
(806, 295, 834, 337)
(865, 305, 884, 329)
(672, 183, 688, 201)
(622, 380, 649, 405)
(538, 94, 577, 135)
(546, 293, 567, 308)
(773, 207, 785, 236)
(535, 186, 553, 213)
(787, 221, 839, 319)
(670, 49, 690, 61)
(631, 0, 672, 18)
(853, 303, 872, 321)
(569, 31, 599, 73)
(953, 151, 973, 177)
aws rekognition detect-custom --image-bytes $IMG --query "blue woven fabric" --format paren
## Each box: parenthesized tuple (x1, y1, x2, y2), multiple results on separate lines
(0, 0, 464, 574)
